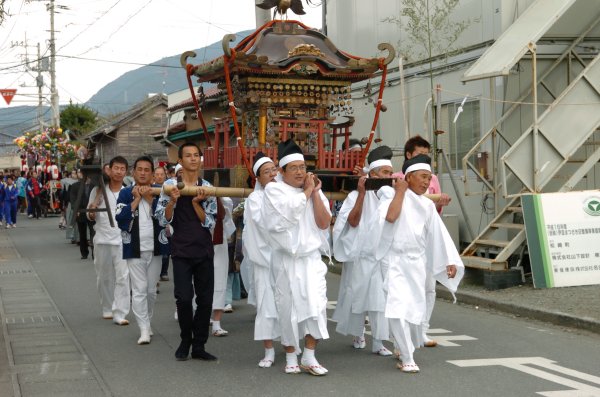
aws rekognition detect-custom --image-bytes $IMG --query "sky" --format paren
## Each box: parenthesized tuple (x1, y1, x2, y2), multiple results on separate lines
(0, 0, 323, 109)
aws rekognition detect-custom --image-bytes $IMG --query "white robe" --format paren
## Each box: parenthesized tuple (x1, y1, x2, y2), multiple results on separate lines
(212, 197, 236, 310)
(332, 190, 388, 340)
(371, 187, 464, 326)
(262, 181, 330, 351)
(243, 186, 280, 341)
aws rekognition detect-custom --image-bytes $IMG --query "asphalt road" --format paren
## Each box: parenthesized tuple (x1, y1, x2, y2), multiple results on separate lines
(8, 217, 600, 397)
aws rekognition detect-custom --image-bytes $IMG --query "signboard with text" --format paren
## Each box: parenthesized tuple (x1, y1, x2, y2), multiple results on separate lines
(1, 89, 17, 105)
(522, 191, 600, 288)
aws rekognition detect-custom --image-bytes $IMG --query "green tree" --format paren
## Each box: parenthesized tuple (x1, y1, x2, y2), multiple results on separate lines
(382, 0, 472, 64)
(60, 104, 98, 139)
(383, 0, 475, 169)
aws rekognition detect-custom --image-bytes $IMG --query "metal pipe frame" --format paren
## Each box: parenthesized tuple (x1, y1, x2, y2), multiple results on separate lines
(461, 14, 600, 198)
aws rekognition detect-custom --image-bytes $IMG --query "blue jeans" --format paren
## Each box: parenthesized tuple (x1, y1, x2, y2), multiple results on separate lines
(225, 272, 241, 306)
(161, 254, 170, 277)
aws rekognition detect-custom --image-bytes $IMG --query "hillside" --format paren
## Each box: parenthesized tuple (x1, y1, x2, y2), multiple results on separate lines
(86, 30, 252, 116)
(0, 30, 252, 138)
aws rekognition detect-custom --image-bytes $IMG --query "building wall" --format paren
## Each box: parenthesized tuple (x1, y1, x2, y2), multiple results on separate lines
(326, 0, 600, 244)
(327, 0, 499, 62)
(163, 99, 228, 163)
(97, 104, 168, 167)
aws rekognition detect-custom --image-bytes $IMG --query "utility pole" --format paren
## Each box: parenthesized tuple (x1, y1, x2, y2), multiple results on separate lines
(321, 0, 327, 35)
(254, 0, 270, 28)
(36, 43, 45, 132)
(48, 0, 60, 128)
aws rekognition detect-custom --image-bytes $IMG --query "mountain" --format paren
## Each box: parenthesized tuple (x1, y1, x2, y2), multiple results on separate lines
(85, 30, 253, 116)
(0, 30, 253, 137)
(0, 105, 48, 140)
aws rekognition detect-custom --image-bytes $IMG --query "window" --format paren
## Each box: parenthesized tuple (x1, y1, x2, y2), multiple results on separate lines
(438, 100, 481, 170)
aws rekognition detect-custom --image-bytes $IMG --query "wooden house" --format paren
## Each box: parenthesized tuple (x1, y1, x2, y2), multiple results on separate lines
(85, 94, 168, 167)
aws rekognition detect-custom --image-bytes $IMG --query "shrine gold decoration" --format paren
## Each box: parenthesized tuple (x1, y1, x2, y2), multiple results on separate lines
(288, 43, 325, 58)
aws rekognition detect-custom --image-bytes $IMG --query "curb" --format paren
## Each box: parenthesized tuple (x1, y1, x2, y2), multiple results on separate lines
(436, 288, 600, 336)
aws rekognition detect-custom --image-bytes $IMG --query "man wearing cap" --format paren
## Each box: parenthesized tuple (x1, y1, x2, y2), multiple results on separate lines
(332, 145, 394, 356)
(393, 135, 451, 348)
(369, 154, 464, 373)
(243, 152, 280, 368)
(155, 142, 218, 361)
(261, 139, 332, 376)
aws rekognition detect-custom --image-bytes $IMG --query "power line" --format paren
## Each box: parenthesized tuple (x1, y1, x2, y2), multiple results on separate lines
(76, 0, 156, 57)
(57, 0, 123, 52)
(57, 54, 180, 68)
(0, 0, 25, 56)
(0, 54, 181, 72)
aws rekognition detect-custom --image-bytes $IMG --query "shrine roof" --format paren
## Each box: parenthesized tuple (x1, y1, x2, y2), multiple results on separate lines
(188, 20, 388, 83)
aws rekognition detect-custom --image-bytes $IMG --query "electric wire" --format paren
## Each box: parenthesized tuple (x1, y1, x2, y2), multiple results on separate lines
(76, 0, 155, 57)
(57, 0, 123, 52)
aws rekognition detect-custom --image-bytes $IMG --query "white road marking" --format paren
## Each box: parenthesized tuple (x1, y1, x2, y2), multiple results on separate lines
(448, 357, 600, 396)
(426, 328, 478, 346)
(326, 304, 477, 346)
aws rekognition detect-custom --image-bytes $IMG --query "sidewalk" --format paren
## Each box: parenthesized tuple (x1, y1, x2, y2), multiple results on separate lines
(436, 282, 600, 335)
(0, 229, 110, 397)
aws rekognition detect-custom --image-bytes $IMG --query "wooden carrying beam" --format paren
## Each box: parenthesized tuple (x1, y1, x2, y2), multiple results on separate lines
(151, 183, 440, 202)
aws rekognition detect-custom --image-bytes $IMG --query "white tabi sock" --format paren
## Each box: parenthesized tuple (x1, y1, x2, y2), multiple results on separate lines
(286, 352, 298, 366)
(212, 321, 221, 330)
(301, 347, 316, 364)
(301, 347, 328, 374)
(372, 339, 393, 356)
(264, 347, 275, 361)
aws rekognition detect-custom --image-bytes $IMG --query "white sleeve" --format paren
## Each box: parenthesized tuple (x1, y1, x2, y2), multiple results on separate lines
(332, 191, 359, 262)
(426, 203, 465, 294)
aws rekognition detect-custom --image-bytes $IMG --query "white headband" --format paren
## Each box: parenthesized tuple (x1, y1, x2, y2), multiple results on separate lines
(279, 153, 304, 168)
(363, 159, 393, 174)
(253, 157, 273, 176)
(404, 163, 431, 174)
(350, 143, 362, 150)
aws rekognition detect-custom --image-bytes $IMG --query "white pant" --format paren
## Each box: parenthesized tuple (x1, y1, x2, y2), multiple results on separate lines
(422, 272, 436, 338)
(108, 246, 130, 320)
(93, 244, 120, 316)
(128, 251, 161, 331)
(390, 318, 420, 365)
(212, 241, 229, 310)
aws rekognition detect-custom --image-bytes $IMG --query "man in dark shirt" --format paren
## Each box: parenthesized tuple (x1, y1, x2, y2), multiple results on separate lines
(69, 173, 94, 259)
(26, 171, 43, 219)
(156, 143, 218, 361)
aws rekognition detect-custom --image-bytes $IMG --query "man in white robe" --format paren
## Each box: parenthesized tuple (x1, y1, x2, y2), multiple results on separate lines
(393, 135, 452, 347)
(262, 139, 331, 376)
(370, 154, 464, 373)
(243, 152, 281, 368)
(332, 145, 394, 356)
